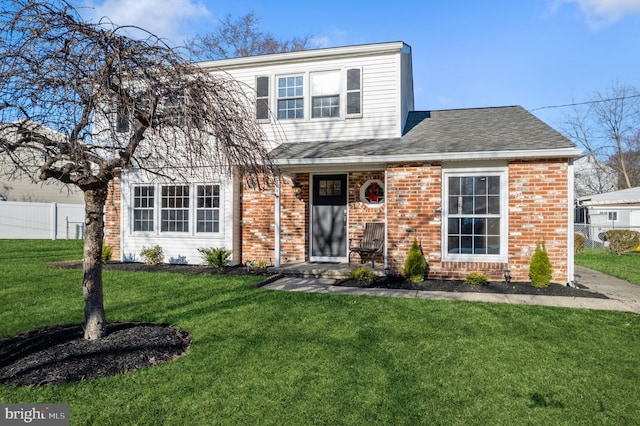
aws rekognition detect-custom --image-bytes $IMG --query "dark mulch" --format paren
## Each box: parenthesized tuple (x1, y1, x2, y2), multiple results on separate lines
(51, 260, 275, 276)
(0, 322, 191, 387)
(335, 275, 609, 299)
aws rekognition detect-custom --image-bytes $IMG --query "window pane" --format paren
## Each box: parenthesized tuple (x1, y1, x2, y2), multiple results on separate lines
(347, 92, 360, 115)
(445, 173, 502, 257)
(311, 71, 340, 96)
(448, 177, 460, 195)
(196, 184, 220, 233)
(256, 76, 269, 97)
(347, 68, 360, 91)
(312, 95, 340, 118)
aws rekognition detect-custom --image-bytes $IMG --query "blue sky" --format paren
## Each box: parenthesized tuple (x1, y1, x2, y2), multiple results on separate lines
(76, 0, 640, 130)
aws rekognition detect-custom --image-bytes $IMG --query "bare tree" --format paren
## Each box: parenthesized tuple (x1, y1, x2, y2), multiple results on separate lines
(0, 0, 274, 340)
(564, 84, 640, 193)
(186, 11, 311, 60)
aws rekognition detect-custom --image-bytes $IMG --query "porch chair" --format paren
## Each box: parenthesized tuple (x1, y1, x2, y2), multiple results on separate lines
(348, 222, 385, 268)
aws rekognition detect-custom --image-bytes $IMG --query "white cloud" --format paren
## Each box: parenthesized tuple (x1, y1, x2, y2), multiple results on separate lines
(555, 0, 640, 26)
(78, 0, 211, 44)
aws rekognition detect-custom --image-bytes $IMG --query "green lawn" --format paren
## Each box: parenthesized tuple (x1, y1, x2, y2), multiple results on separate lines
(1, 240, 640, 425)
(575, 248, 640, 285)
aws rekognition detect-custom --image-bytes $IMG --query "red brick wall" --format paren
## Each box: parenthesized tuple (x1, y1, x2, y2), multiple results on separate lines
(386, 164, 443, 275)
(507, 160, 570, 283)
(384, 161, 570, 283)
(348, 172, 386, 264)
(104, 174, 121, 261)
(241, 174, 308, 265)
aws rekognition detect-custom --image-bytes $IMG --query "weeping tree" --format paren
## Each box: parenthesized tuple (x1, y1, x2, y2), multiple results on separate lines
(0, 0, 274, 340)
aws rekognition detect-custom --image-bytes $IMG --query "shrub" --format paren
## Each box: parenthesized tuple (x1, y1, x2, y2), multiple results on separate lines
(464, 272, 489, 286)
(140, 245, 164, 265)
(252, 259, 270, 269)
(102, 245, 113, 263)
(348, 267, 376, 282)
(529, 241, 552, 288)
(198, 247, 232, 269)
(574, 233, 586, 255)
(605, 230, 640, 255)
(404, 238, 427, 283)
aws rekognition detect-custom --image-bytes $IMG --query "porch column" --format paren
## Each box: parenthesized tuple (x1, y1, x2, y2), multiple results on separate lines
(274, 177, 281, 267)
(384, 169, 388, 270)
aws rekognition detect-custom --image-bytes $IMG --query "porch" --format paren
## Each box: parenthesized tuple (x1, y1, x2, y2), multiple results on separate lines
(271, 262, 387, 279)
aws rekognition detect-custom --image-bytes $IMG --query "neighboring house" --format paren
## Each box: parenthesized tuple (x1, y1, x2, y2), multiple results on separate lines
(104, 41, 581, 283)
(576, 187, 640, 228)
(573, 153, 617, 198)
(0, 122, 85, 239)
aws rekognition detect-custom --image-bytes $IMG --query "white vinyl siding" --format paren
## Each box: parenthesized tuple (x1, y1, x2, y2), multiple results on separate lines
(214, 49, 405, 143)
(121, 172, 234, 265)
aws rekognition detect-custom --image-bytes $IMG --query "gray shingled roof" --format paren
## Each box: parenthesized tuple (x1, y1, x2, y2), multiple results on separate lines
(271, 106, 576, 162)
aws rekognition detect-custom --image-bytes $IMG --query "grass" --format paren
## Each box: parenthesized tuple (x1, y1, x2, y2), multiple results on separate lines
(1, 240, 640, 425)
(575, 248, 640, 285)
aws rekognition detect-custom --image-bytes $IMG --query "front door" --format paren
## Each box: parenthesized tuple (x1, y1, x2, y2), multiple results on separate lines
(311, 174, 348, 261)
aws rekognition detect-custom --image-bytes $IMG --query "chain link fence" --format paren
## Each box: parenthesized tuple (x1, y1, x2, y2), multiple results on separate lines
(574, 224, 640, 249)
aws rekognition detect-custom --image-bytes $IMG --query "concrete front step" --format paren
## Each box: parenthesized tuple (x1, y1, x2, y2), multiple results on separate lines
(270, 262, 386, 279)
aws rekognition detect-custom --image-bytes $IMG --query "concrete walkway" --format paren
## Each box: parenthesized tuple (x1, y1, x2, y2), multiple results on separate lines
(261, 265, 640, 314)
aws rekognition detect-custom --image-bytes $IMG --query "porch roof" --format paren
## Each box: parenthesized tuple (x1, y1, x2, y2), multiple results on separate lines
(270, 106, 581, 166)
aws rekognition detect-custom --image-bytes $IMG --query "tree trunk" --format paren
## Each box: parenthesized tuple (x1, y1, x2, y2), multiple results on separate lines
(82, 187, 108, 340)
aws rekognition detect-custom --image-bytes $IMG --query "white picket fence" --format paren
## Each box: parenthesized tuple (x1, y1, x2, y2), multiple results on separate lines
(0, 201, 85, 239)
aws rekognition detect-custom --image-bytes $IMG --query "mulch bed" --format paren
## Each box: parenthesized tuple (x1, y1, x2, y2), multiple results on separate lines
(335, 275, 608, 299)
(0, 322, 192, 387)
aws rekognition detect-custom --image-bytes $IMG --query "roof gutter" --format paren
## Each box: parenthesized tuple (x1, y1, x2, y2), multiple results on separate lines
(274, 147, 583, 166)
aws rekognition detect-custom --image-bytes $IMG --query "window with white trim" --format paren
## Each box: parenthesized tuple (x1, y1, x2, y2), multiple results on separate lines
(196, 184, 220, 232)
(256, 76, 270, 121)
(161, 185, 190, 232)
(277, 75, 304, 119)
(133, 186, 154, 232)
(607, 211, 618, 221)
(311, 71, 340, 118)
(443, 168, 507, 261)
(346, 68, 362, 116)
(131, 183, 223, 234)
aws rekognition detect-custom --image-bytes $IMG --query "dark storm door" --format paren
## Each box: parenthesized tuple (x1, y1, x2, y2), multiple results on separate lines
(311, 174, 348, 261)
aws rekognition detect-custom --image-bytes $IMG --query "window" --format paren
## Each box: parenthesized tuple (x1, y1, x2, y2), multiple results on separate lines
(277, 76, 304, 119)
(161, 185, 189, 232)
(607, 211, 618, 221)
(130, 183, 224, 234)
(160, 92, 185, 126)
(133, 186, 154, 232)
(116, 105, 130, 133)
(256, 76, 270, 120)
(196, 185, 220, 233)
(311, 71, 340, 118)
(360, 179, 384, 206)
(443, 169, 507, 261)
(346, 68, 362, 116)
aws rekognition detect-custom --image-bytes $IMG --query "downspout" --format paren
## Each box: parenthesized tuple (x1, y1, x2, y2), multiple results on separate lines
(274, 176, 281, 267)
(567, 159, 575, 286)
(384, 168, 388, 270)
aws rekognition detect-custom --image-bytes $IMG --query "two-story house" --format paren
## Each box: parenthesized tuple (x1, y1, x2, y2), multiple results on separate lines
(104, 41, 581, 283)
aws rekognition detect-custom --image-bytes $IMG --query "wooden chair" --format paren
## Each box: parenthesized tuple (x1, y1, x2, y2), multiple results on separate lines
(349, 222, 385, 268)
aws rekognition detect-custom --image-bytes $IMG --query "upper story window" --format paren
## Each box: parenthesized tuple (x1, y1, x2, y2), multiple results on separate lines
(346, 68, 362, 117)
(277, 76, 304, 119)
(256, 76, 270, 121)
(607, 211, 618, 221)
(259, 67, 363, 122)
(311, 71, 340, 118)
